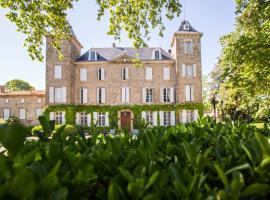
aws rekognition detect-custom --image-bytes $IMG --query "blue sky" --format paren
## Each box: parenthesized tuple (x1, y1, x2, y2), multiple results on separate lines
(0, 0, 236, 90)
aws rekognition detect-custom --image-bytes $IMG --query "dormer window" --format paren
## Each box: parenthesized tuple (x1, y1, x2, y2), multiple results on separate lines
(152, 49, 161, 60)
(183, 23, 190, 31)
(89, 51, 97, 60)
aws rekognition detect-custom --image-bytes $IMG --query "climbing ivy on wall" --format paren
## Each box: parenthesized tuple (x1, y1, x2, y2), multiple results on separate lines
(43, 103, 203, 129)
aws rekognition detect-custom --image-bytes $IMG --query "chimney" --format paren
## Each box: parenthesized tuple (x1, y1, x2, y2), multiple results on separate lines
(168, 49, 172, 54)
(112, 42, 116, 47)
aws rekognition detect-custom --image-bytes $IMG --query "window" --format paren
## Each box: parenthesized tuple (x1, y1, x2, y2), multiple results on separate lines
(121, 87, 130, 103)
(37, 98, 42, 103)
(163, 88, 170, 102)
(36, 108, 43, 118)
(182, 64, 196, 77)
(145, 112, 153, 126)
(80, 88, 88, 104)
(145, 67, 153, 80)
(163, 67, 170, 80)
(55, 112, 64, 125)
(19, 108, 26, 120)
(186, 65, 193, 77)
(97, 88, 106, 104)
(52, 87, 66, 103)
(163, 111, 171, 126)
(55, 87, 63, 103)
(89, 51, 97, 60)
(185, 85, 194, 101)
(5, 99, 8, 104)
(98, 112, 106, 126)
(3, 108, 10, 119)
(183, 23, 190, 30)
(184, 41, 193, 53)
(80, 68, 87, 81)
(20, 98, 24, 103)
(121, 67, 129, 80)
(154, 50, 160, 59)
(80, 112, 88, 127)
(98, 68, 105, 80)
(186, 110, 194, 123)
(54, 65, 62, 79)
(146, 88, 153, 103)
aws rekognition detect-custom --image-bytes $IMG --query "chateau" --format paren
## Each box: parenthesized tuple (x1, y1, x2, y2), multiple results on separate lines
(1, 21, 203, 130)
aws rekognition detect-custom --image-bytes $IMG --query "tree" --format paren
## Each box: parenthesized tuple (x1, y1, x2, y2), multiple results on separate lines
(0, 0, 181, 61)
(216, 0, 270, 120)
(5, 79, 34, 91)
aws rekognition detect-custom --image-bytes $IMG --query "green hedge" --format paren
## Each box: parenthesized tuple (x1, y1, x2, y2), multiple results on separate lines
(43, 103, 204, 129)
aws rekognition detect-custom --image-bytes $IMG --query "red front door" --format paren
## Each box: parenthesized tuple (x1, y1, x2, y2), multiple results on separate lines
(121, 112, 131, 131)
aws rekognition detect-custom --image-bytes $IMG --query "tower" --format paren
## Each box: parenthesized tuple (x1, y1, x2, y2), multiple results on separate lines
(45, 26, 83, 105)
(171, 21, 203, 104)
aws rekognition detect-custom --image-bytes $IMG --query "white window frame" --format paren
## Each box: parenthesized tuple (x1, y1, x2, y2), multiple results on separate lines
(97, 88, 106, 104)
(20, 98, 24, 104)
(36, 108, 43, 118)
(182, 64, 196, 77)
(54, 87, 66, 103)
(184, 40, 193, 53)
(146, 88, 153, 103)
(55, 111, 65, 125)
(54, 65, 62, 79)
(145, 67, 153, 80)
(37, 98, 42, 103)
(89, 51, 97, 60)
(80, 88, 88, 104)
(185, 85, 194, 102)
(80, 112, 88, 127)
(19, 108, 26, 120)
(163, 111, 171, 126)
(163, 67, 170, 80)
(121, 87, 130, 103)
(98, 68, 105, 80)
(97, 112, 106, 126)
(152, 49, 161, 60)
(5, 99, 8, 104)
(3, 108, 10, 119)
(80, 68, 87, 81)
(121, 67, 129, 80)
(163, 88, 171, 102)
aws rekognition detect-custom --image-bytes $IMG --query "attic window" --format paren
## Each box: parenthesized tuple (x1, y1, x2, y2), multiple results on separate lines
(183, 23, 190, 31)
(154, 51, 160, 59)
(89, 51, 97, 60)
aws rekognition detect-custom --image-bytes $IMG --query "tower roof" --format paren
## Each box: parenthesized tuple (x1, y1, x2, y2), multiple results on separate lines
(178, 20, 198, 32)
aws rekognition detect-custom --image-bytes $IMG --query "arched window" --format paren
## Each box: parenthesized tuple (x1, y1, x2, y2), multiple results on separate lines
(90, 51, 96, 60)
(154, 50, 160, 59)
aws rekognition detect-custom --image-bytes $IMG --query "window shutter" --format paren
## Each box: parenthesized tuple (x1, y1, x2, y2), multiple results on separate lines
(96, 88, 99, 103)
(153, 112, 158, 126)
(182, 64, 186, 77)
(146, 67, 152, 80)
(142, 88, 146, 103)
(101, 88, 106, 103)
(50, 112, 55, 121)
(105, 112, 109, 126)
(87, 114, 91, 127)
(62, 112, 66, 124)
(170, 87, 174, 103)
(194, 110, 199, 121)
(182, 110, 187, 123)
(83, 88, 88, 103)
(141, 111, 146, 120)
(191, 85, 194, 101)
(171, 111, 176, 126)
(121, 68, 124, 79)
(80, 68, 87, 81)
(121, 88, 126, 103)
(49, 87, 54, 103)
(101, 68, 105, 80)
(126, 88, 130, 103)
(93, 112, 98, 124)
(160, 88, 164, 102)
(62, 87, 67, 103)
(75, 113, 80, 125)
(126, 68, 129, 80)
(185, 85, 190, 101)
(193, 64, 196, 77)
(159, 111, 164, 126)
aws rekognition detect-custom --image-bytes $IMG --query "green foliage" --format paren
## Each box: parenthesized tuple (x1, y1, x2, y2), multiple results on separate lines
(1, 117, 270, 199)
(215, 0, 270, 120)
(0, 0, 181, 61)
(43, 103, 204, 128)
(4, 79, 33, 91)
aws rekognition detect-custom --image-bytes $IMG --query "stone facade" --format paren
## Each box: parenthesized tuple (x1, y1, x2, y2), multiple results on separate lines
(0, 90, 45, 126)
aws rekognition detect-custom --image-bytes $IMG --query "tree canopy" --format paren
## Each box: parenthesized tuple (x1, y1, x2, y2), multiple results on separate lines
(0, 0, 181, 61)
(214, 0, 270, 121)
(5, 79, 34, 91)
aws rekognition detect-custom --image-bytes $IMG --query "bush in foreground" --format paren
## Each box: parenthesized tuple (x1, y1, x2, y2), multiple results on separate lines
(0, 117, 270, 199)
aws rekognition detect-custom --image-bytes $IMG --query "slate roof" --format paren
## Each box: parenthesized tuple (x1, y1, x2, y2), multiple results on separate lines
(178, 20, 198, 32)
(77, 47, 173, 62)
